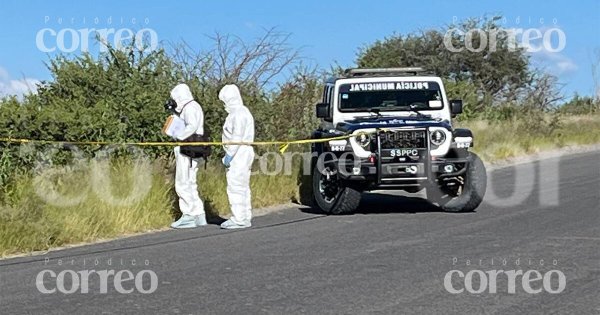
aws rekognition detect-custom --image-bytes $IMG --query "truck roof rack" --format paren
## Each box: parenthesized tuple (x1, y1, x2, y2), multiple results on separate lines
(343, 67, 431, 77)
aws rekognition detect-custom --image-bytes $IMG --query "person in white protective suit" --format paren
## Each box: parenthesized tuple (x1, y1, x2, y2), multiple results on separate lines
(169, 83, 207, 229)
(219, 84, 255, 229)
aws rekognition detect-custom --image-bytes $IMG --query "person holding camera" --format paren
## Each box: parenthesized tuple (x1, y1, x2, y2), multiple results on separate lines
(165, 83, 207, 229)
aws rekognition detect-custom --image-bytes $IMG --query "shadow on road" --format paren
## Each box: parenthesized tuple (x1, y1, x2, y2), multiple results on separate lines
(299, 192, 473, 215)
(358, 193, 442, 214)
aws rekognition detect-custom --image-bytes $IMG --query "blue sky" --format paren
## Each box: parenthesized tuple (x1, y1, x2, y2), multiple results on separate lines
(0, 0, 598, 99)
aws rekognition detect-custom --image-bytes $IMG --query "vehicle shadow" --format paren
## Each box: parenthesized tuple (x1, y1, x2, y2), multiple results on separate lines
(357, 192, 443, 214)
(299, 192, 454, 215)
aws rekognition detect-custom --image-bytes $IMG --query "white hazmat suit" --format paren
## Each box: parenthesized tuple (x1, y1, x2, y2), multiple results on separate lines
(170, 83, 206, 228)
(219, 84, 255, 229)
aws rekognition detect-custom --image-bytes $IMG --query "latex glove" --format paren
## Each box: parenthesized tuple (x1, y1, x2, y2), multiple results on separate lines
(222, 154, 233, 168)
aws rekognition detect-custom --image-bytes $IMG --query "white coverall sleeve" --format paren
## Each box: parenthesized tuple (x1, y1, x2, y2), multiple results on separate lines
(225, 115, 246, 157)
(175, 106, 202, 140)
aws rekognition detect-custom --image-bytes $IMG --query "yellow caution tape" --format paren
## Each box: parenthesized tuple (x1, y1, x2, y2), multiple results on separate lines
(0, 133, 366, 154)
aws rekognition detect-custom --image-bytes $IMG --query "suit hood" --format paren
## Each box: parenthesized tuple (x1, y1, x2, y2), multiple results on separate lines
(170, 83, 194, 112)
(219, 84, 244, 113)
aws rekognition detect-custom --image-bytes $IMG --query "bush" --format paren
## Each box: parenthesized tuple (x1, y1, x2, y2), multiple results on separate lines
(559, 94, 600, 115)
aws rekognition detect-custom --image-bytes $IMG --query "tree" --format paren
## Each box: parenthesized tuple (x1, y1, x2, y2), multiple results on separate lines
(356, 16, 532, 113)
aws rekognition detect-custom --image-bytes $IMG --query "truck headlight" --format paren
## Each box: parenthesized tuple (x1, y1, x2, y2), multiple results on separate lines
(357, 133, 371, 148)
(430, 130, 446, 146)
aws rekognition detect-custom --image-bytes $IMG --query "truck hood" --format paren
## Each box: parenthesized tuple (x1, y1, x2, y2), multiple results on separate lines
(335, 116, 451, 132)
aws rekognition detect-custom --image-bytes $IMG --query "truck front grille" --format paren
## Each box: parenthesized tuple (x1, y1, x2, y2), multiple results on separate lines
(380, 130, 427, 149)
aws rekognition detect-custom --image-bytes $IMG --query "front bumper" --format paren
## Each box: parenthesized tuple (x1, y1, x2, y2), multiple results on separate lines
(335, 156, 469, 189)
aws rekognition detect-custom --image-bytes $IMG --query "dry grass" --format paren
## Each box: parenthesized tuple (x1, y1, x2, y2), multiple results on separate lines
(0, 156, 301, 257)
(460, 115, 600, 161)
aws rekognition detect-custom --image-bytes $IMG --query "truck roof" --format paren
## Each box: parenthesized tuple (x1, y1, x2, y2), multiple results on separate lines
(326, 67, 438, 84)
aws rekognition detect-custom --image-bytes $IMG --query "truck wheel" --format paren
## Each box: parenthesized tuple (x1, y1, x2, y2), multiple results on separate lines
(312, 162, 361, 215)
(428, 152, 486, 212)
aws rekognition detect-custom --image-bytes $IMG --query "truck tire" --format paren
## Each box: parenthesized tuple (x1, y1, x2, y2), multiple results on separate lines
(312, 162, 361, 215)
(429, 152, 487, 212)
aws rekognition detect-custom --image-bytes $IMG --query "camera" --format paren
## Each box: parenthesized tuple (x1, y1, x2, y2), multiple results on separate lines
(164, 98, 177, 113)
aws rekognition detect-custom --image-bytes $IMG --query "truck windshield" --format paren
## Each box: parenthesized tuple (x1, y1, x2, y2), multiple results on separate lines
(338, 81, 443, 112)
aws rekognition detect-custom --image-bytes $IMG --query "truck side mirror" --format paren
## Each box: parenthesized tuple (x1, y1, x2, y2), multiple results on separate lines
(450, 100, 463, 117)
(316, 103, 331, 119)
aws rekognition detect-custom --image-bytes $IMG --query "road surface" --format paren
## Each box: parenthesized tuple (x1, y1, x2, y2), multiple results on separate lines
(1, 151, 599, 314)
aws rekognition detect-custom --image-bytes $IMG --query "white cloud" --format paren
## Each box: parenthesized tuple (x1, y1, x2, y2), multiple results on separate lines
(0, 67, 40, 99)
(556, 59, 578, 72)
(521, 26, 578, 76)
(530, 49, 578, 76)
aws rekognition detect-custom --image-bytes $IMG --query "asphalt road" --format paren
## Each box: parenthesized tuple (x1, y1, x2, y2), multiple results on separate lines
(1, 151, 599, 315)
